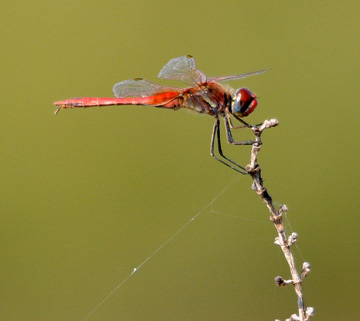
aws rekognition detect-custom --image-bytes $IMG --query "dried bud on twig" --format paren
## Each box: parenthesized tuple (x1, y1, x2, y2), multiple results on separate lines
(274, 276, 294, 287)
(306, 307, 315, 317)
(301, 262, 311, 279)
(288, 232, 298, 245)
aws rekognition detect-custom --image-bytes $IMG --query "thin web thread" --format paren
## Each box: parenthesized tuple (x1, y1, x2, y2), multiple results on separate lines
(282, 210, 306, 262)
(81, 175, 241, 321)
(273, 202, 306, 263)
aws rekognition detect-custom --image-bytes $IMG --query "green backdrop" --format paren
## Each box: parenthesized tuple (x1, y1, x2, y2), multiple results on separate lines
(1, 1, 359, 320)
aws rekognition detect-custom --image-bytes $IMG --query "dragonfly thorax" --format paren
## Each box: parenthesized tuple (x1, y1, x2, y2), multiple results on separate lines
(231, 88, 258, 117)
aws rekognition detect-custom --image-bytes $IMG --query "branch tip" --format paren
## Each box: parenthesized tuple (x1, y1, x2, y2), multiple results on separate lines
(306, 307, 315, 317)
(302, 262, 311, 271)
(279, 204, 289, 214)
(288, 232, 298, 245)
(274, 276, 294, 287)
(258, 118, 279, 131)
(301, 262, 311, 279)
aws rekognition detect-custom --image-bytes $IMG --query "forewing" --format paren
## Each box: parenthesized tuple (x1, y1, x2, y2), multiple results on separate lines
(208, 69, 270, 83)
(157, 55, 207, 85)
(113, 78, 178, 98)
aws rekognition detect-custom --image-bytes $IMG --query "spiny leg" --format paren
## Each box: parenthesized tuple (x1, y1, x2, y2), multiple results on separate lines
(228, 111, 264, 131)
(224, 114, 256, 146)
(228, 113, 251, 129)
(210, 117, 248, 174)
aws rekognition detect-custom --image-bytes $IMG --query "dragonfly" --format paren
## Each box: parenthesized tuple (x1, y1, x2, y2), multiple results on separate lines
(54, 55, 268, 174)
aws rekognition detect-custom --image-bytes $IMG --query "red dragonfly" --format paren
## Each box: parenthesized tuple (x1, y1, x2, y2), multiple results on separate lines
(54, 55, 268, 174)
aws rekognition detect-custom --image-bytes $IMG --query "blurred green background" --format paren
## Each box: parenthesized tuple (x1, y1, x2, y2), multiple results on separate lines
(1, 1, 359, 320)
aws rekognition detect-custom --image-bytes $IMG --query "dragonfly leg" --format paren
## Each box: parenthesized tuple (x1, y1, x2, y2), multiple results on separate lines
(210, 117, 248, 174)
(224, 115, 256, 146)
(228, 113, 252, 129)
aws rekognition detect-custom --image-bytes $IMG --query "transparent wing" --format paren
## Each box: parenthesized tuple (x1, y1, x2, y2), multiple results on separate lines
(113, 78, 178, 98)
(157, 55, 207, 85)
(208, 69, 270, 83)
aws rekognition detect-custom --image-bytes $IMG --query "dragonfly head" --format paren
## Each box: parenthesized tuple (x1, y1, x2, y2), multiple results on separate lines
(231, 88, 258, 117)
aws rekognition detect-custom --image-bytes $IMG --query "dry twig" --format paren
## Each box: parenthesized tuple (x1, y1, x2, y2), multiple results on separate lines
(246, 119, 315, 321)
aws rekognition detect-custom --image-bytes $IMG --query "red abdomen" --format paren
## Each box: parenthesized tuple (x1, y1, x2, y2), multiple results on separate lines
(54, 91, 182, 113)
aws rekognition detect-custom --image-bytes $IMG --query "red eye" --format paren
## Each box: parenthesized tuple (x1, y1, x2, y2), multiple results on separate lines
(232, 88, 258, 117)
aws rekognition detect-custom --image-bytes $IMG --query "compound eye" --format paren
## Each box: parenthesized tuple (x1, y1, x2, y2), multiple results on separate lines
(231, 88, 258, 117)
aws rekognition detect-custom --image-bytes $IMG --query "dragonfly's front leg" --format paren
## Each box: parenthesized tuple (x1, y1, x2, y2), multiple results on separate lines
(227, 113, 251, 129)
(224, 114, 256, 146)
(210, 117, 248, 174)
